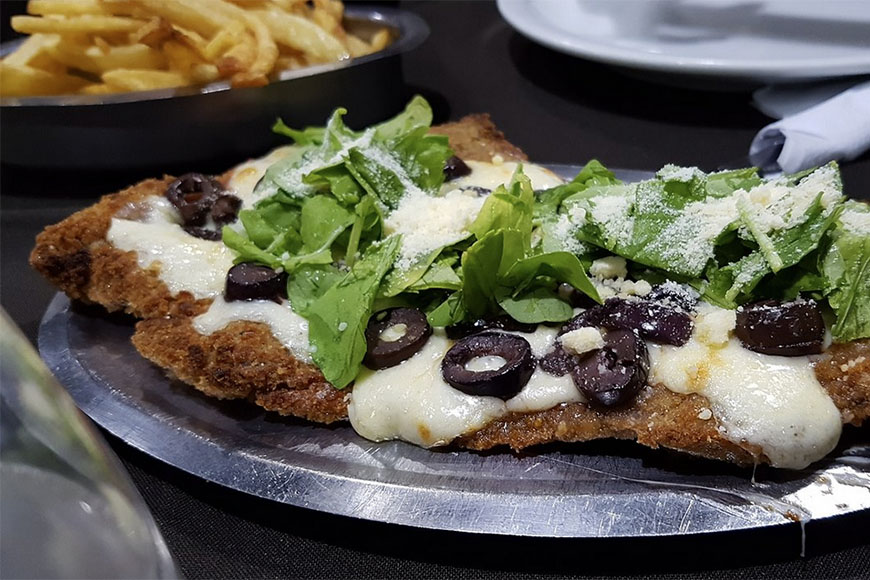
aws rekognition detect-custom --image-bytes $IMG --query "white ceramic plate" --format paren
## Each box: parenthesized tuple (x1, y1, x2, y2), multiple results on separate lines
(497, 0, 870, 82)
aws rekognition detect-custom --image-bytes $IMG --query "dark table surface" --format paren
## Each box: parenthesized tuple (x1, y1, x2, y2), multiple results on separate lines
(3, 1, 870, 578)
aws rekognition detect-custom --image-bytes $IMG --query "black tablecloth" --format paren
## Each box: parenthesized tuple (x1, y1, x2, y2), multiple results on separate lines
(2, 2, 869, 578)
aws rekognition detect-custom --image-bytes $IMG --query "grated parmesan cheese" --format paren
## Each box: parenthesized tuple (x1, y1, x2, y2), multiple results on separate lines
(645, 195, 738, 275)
(589, 194, 634, 246)
(384, 189, 486, 270)
(589, 256, 627, 279)
(840, 208, 870, 235)
(560, 327, 605, 356)
(548, 213, 587, 255)
(736, 164, 843, 237)
(693, 303, 737, 347)
(657, 164, 703, 183)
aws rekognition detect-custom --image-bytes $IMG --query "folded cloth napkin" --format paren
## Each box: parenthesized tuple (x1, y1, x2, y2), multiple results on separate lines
(749, 79, 870, 174)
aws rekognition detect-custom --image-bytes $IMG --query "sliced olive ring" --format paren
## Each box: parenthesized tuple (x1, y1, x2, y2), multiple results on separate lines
(442, 331, 534, 400)
(539, 308, 607, 376)
(558, 282, 598, 309)
(443, 155, 472, 181)
(209, 194, 243, 225)
(571, 329, 649, 408)
(735, 299, 824, 356)
(165, 172, 225, 226)
(445, 315, 537, 340)
(363, 308, 432, 370)
(183, 226, 222, 241)
(598, 298, 693, 346)
(224, 263, 287, 302)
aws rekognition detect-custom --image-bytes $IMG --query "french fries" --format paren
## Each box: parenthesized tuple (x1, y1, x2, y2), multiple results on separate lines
(1, 0, 393, 97)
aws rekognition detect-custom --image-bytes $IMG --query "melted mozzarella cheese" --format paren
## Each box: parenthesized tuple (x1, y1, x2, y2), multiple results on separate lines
(649, 329, 841, 469)
(193, 297, 312, 363)
(226, 146, 299, 204)
(505, 369, 579, 414)
(348, 326, 582, 445)
(107, 198, 236, 299)
(447, 160, 565, 191)
(348, 331, 508, 446)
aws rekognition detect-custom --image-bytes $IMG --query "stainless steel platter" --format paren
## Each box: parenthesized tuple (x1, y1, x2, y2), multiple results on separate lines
(37, 166, 870, 547)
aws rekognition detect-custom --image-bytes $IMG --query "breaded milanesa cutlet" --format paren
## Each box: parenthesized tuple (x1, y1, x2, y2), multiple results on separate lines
(31, 115, 870, 465)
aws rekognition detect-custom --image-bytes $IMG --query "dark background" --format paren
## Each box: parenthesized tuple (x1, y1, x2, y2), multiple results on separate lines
(2, 1, 869, 578)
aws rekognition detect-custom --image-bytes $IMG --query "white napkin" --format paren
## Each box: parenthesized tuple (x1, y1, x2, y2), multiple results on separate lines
(749, 79, 870, 174)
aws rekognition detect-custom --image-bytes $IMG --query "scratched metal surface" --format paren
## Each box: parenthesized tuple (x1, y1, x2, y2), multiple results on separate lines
(36, 164, 870, 539)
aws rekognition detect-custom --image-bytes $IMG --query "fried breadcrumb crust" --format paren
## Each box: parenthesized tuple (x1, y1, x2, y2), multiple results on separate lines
(429, 114, 528, 162)
(31, 115, 870, 464)
(132, 317, 346, 423)
(30, 176, 213, 320)
(461, 340, 870, 461)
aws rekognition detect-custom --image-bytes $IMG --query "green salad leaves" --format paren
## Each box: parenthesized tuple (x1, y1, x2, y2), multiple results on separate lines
(223, 97, 870, 387)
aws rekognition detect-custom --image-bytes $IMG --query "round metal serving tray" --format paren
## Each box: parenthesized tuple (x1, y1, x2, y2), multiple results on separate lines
(0, 6, 428, 169)
(37, 165, 870, 550)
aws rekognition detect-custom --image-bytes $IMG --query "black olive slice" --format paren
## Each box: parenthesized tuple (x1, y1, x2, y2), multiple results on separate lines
(599, 298, 693, 346)
(224, 263, 287, 302)
(165, 172, 225, 226)
(210, 194, 242, 224)
(735, 299, 825, 356)
(571, 329, 649, 408)
(443, 155, 472, 181)
(645, 283, 698, 313)
(363, 308, 432, 369)
(539, 308, 607, 376)
(182, 226, 222, 241)
(558, 282, 598, 309)
(445, 316, 537, 340)
(442, 331, 534, 400)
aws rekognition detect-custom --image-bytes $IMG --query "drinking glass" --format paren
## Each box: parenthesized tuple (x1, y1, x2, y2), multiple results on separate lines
(0, 309, 179, 579)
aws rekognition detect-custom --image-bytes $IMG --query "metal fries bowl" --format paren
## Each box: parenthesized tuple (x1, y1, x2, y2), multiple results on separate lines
(0, 6, 428, 169)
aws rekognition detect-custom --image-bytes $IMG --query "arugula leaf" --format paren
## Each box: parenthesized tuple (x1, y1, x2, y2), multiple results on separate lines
(738, 191, 842, 274)
(534, 159, 620, 219)
(380, 248, 442, 297)
(427, 291, 467, 327)
(272, 118, 325, 146)
(469, 171, 535, 244)
(407, 256, 462, 292)
(499, 288, 573, 323)
(503, 252, 599, 303)
(286, 264, 344, 316)
(823, 201, 870, 341)
(373, 95, 433, 141)
(346, 194, 382, 267)
(702, 252, 769, 307)
(299, 195, 354, 251)
(238, 209, 280, 250)
(825, 234, 870, 341)
(221, 227, 282, 269)
(303, 164, 363, 205)
(461, 229, 525, 316)
(345, 147, 411, 209)
(462, 168, 600, 318)
(705, 167, 762, 198)
(703, 195, 844, 307)
(304, 237, 401, 388)
(391, 129, 453, 192)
